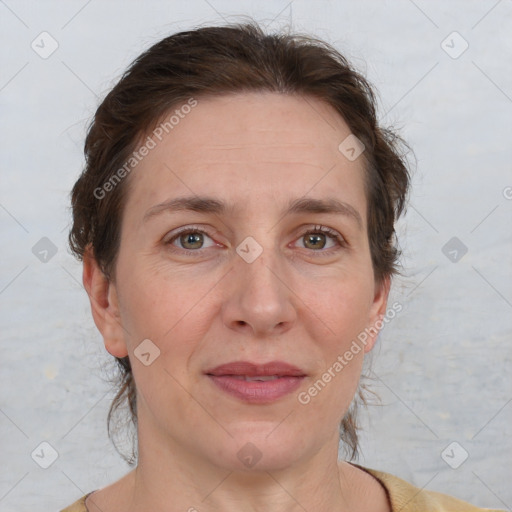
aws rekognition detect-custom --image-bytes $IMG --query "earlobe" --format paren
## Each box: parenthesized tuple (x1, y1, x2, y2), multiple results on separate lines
(82, 246, 128, 358)
(363, 276, 391, 353)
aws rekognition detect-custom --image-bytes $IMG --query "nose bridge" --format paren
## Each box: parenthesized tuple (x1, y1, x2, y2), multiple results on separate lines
(224, 236, 296, 335)
(240, 247, 280, 299)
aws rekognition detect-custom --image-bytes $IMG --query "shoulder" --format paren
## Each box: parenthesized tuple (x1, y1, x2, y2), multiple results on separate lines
(359, 465, 505, 512)
(60, 492, 92, 512)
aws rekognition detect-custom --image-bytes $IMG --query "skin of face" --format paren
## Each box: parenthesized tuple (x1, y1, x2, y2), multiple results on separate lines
(83, 92, 390, 510)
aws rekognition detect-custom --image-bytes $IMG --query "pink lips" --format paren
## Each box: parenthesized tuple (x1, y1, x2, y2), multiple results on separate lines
(205, 361, 306, 404)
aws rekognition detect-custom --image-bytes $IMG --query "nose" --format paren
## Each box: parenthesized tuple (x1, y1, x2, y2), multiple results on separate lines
(221, 246, 297, 338)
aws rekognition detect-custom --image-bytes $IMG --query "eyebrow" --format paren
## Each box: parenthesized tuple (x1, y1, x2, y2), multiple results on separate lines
(143, 195, 363, 229)
(143, 196, 226, 222)
(286, 197, 362, 229)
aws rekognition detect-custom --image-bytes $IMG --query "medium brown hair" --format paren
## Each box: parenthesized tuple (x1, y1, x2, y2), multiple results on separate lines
(69, 21, 410, 463)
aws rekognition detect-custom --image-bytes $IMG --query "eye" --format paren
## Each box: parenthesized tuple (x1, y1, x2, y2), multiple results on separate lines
(165, 228, 217, 251)
(295, 225, 344, 251)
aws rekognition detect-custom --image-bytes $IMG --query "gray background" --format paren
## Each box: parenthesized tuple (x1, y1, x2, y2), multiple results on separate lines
(1, 1, 511, 510)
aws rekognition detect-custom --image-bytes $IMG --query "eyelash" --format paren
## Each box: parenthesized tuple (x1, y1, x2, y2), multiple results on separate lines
(164, 226, 217, 256)
(164, 224, 346, 256)
(299, 225, 346, 252)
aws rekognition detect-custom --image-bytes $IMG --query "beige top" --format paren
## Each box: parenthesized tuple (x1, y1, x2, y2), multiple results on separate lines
(60, 466, 505, 512)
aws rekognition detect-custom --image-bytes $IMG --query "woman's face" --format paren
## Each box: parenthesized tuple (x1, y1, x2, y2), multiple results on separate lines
(96, 92, 389, 470)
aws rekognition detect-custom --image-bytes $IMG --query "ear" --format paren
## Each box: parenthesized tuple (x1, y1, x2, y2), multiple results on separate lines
(82, 245, 128, 358)
(363, 276, 391, 354)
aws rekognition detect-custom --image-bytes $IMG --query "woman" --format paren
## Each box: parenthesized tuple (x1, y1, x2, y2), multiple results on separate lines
(62, 22, 502, 512)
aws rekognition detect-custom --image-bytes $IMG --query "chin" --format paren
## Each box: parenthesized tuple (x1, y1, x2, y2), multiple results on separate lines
(208, 424, 312, 473)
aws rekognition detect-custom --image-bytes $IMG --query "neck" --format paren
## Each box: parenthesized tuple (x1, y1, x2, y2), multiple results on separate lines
(124, 422, 355, 512)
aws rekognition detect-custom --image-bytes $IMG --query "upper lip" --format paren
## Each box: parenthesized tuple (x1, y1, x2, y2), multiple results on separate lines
(206, 361, 306, 377)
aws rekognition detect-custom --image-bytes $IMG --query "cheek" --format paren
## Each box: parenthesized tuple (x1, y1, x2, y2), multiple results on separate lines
(305, 270, 375, 342)
(116, 267, 222, 412)
(122, 271, 212, 400)
(117, 255, 215, 341)
(298, 269, 374, 409)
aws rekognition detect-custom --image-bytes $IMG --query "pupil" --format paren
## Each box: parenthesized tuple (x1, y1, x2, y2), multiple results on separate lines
(306, 233, 325, 249)
(182, 232, 203, 249)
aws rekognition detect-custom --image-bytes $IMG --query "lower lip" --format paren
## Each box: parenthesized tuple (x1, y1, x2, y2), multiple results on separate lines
(207, 375, 305, 404)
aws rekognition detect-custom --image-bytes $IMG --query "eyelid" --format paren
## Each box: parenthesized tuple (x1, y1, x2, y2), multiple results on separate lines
(163, 224, 346, 254)
(164, 225, 219, 250)
(293, 224, 347, 251)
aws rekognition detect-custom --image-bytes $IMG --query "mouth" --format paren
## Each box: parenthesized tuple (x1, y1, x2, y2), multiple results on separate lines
(226, 375, 281, 381)
(205, 361, 306, 404)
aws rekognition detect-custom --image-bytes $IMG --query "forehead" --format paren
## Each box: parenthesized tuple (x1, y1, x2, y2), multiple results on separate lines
(125, 92, 367, 220)
(156, 92, 352, 160)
